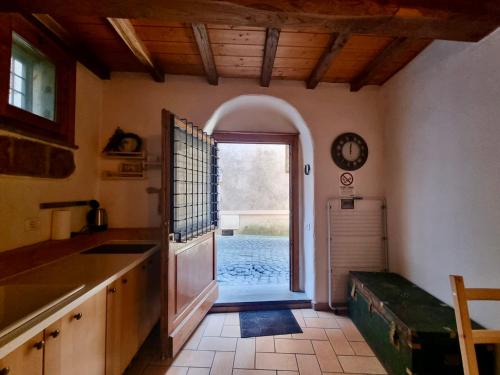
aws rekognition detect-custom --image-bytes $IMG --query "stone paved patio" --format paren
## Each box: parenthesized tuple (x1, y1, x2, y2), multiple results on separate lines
(216, 234, 289, 286)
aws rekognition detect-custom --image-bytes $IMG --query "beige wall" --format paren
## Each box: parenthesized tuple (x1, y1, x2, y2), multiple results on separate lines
(219, 143, 289, 211)
(0, 64, 102, 251)
(381, 29, 500, 327)
(100, 75, 385, 303)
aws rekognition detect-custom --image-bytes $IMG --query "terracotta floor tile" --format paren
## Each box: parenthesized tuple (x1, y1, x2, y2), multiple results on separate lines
(300, 309, 318, 318)
(187, 369, 210, 375)
(143, 365, 188, 374)
(185, 323, 208, 350)
(233, 370, 276, 375)
(304, 318, 339, 329)
(255, 353, 298, 371)
(234, 338, 256, 369)
(275, 339, 314, 354)
(291, 328, 327, 340)
(325, 329, 354, 356)
(274, 334, 292, 339)
(291, 310, 306, 327)
(204, 314, 226, 337)
(221, 325, 241, 338)
(277, 372, 298, 375)
(336, 316, 365, 342)
(209, 351, 234, 375)
(224, 312, 240, 326)
(350, 341, 375, 356)
(338, 355, 387, 374)
(172, 350, 215, 367)
(296, 354, 321, 375)
(315, 311, 337, 319)
(256, 336, 275, 352)
(311, 340, 342, 373)
(199, 337, 238, 351)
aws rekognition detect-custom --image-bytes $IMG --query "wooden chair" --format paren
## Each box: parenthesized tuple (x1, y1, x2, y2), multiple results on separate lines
(449, 275, 500, 375)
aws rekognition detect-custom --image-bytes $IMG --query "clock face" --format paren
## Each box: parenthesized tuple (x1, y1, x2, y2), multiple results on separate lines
(331, 132, 368, 171)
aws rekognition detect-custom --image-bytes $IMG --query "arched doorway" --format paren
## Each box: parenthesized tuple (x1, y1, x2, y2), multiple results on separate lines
(204, 95, 316, 301)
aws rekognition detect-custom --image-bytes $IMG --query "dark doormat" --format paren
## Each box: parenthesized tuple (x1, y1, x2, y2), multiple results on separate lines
(239, 309, 303, 338)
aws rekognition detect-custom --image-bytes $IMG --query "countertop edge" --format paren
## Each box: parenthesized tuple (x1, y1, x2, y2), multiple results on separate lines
(0, 244, 160, 359)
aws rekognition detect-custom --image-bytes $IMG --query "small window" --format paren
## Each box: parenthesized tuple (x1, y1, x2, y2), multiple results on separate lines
(0, 14, 76, 148)
(9, 32, 56, 121)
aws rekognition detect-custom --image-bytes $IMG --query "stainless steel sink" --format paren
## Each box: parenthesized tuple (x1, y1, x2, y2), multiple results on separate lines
(81, 243, 157, 255)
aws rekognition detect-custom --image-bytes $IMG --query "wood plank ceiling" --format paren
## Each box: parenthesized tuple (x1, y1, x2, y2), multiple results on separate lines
(6, 0, 500, 90)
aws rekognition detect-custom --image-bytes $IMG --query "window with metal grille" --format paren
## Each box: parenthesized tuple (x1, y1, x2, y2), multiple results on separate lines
(170, 116, 219, 242)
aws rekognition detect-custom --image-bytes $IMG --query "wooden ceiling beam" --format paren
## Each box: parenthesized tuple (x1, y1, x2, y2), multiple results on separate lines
(191, 24, 218, 85)
(5, 0, 500, 42)
(350, 37, 413, 92)
(107, 18, 164, 82)
(261, 28, 280, 87)
(27, 14, 110, 80)
(307, 32, 350, 89)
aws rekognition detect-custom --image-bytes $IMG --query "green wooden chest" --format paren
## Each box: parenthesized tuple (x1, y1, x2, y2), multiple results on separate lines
(348, 272, 494, 375)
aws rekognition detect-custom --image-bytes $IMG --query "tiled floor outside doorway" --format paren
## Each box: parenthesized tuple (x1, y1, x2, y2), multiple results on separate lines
(125, 309, 387, 375)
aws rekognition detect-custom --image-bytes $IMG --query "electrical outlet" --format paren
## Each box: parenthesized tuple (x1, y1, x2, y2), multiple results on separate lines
(24, 217, 41, 232)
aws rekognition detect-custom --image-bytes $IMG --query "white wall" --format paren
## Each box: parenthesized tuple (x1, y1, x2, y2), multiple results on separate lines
(100, 76, 385, 304)
(0, 65, 102, 251)
(381, 29, 500, 327)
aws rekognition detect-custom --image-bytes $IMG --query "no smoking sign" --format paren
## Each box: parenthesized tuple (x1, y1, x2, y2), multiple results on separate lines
(340, 172, 354, 186)
(339, 172, 355, 196)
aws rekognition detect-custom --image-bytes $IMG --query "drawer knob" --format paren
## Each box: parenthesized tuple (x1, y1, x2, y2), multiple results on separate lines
(49, 329, 60, 338)
(109, 287, 117, 293)
(73, 312, 83, 320)
(122, 278, 128, 284)
(34, 340, 45, 350)
(0, 367, 10, 375)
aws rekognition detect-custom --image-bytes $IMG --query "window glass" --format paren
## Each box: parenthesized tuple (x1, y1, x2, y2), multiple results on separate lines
(8, 32, 56, 121)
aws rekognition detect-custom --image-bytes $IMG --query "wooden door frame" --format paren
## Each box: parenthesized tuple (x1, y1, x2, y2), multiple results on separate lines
(212, 131, 301, 292)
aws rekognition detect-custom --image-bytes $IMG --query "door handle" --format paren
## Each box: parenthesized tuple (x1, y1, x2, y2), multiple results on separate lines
(33, 340, 45, 350)
(49, 329, 60, 338)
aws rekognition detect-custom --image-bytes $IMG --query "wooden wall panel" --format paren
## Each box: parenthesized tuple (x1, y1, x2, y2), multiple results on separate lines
(323, 35, 394, 82)
(48, 17, 433, 86)
(208, 24, 265, 78)
(175, 236, 215, 313)
(128, 19, 204, 75)
(217, 66, 261, 78)
(368, 38, 432, 84)
(272, 67, 312, 80)
(208, 28, 266, 45)
(55, 16, 146, 72)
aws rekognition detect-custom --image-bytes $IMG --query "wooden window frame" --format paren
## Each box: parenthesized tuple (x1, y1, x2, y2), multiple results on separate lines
(212, 131, 301, 292)
(0, 14, 77, 148)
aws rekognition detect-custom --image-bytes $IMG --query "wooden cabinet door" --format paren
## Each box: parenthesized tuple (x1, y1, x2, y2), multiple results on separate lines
(119, 267, 141, 373)
(105, 279, 123, 375)
(50, 289, 106, 375)
(0, 332, 44, 375)
(44, 320, 63, 375)
(138, 252, 161, 344)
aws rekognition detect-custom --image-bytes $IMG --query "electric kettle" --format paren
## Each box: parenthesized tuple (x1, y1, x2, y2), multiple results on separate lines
(87, 200, 108, 231)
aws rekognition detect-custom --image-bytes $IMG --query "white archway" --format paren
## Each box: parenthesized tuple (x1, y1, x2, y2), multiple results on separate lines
(204, 95, 316, 299)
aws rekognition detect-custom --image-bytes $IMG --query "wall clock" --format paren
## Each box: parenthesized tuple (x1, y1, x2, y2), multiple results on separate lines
(331, 132, 368, 171)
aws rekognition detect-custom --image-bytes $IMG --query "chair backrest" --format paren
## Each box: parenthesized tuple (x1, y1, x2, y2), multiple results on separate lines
(449, 275, 500, 375)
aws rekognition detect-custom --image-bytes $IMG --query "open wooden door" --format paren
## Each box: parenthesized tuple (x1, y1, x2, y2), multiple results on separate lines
(160, 110, 219, 358)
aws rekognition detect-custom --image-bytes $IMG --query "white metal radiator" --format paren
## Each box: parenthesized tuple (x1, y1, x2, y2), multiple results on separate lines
(327, 197, 388, 306)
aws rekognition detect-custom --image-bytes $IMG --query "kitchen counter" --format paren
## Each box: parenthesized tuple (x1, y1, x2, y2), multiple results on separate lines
(0, 229, 161, 358)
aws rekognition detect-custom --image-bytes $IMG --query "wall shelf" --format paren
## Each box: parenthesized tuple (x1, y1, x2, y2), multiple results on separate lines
(101, 151, 146, 160)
